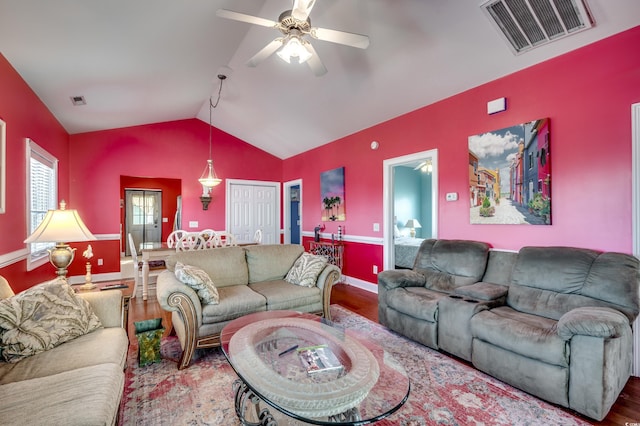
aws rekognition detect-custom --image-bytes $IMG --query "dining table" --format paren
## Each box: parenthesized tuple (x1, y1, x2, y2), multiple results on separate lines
(139, 242, 173, 301)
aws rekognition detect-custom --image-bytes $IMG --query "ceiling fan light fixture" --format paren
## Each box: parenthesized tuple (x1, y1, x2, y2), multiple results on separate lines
(277, 36, 312, 64)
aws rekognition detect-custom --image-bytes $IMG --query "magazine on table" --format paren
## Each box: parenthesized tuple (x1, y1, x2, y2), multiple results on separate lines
(297, 344, 344, 375)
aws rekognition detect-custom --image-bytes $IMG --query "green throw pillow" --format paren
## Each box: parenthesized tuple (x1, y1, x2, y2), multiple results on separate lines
(0, 278, 102, 363)
(285, 253, 328, 287)
(174, 262, 220, 305)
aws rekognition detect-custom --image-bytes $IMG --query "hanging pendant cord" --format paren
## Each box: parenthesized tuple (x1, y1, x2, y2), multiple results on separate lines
(208, 75, 226, 160)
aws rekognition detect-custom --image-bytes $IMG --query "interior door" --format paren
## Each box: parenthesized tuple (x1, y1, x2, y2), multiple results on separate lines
(125, 189, 162, 255)
(228, 182, 278, 244)
(290, 185, 301, 244)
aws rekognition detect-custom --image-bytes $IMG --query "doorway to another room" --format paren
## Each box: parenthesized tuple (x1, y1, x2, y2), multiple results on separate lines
(383, 149, 439, 271)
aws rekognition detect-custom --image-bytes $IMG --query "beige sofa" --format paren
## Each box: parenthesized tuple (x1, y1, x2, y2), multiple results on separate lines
(0, 276, 129, 426)
(156, 244, 341, 369)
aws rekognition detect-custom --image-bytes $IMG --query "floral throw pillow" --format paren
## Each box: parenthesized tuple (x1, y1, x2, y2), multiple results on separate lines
(0, 278, 102, 363)
(174, 262, 220, 305)
(285, 253, 328, 287)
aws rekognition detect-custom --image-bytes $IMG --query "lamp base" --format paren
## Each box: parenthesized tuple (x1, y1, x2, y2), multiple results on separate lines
(409, 228, 416, 238)
(80, 262, 96, 290)
(48, 243, 76, 278)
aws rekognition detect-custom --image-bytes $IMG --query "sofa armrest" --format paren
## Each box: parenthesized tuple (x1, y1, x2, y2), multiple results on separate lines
(156, 270, 203, 328)
(315, 264, 341, 321)
(77, 290, 123, 328)
(454, 282, 508, 302)
(557, 307, 630, 341)
(377, 269, 426, 290)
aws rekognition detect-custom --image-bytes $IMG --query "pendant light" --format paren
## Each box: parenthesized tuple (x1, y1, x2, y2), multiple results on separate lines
(199, 74, 226, 210)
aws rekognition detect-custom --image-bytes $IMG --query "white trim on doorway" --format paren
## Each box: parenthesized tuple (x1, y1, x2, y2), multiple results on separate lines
(283, 179, 303, 245)
(383, 149, 439, 271)
(632, 102, 640, 377)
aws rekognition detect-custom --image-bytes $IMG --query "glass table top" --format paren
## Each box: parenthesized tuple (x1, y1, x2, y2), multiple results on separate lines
(221, 311, 410, 425)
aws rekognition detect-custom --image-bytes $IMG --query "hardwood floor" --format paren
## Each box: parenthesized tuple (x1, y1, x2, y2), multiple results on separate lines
(128, 282, 639, 425)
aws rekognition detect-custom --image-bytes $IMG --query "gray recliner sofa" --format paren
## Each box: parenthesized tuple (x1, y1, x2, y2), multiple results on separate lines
(378, 239, 639, 421)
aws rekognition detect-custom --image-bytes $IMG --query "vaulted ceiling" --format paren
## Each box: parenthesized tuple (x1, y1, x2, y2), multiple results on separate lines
(1, 1, 639, 159)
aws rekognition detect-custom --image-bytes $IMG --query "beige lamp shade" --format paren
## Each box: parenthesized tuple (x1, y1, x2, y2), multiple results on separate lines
(24, 202, 96, 244)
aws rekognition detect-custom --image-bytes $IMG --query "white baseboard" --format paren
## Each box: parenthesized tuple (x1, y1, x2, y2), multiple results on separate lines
(341, 275, 378, 294)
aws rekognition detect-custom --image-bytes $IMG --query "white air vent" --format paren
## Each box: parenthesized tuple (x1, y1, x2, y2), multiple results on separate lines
(481, 0, 594, 54)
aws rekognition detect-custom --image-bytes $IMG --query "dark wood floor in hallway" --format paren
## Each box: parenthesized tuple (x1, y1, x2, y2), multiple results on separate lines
(128, 282, 639, 426)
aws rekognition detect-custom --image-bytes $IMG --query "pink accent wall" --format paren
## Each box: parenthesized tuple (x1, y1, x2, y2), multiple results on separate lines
(285, 25, 640, 278)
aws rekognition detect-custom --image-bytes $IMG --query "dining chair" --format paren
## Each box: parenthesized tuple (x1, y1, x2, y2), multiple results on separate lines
(176, 233, 207, 251)
(253, 229, 263, 244)
(127, 233, 166, 298)
(167, 230, 187, 248)
(216, 231, 238, 247)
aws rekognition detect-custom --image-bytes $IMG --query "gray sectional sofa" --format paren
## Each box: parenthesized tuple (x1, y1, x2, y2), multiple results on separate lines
(378, 239, 639, 421)
(156, 244, 341, 369)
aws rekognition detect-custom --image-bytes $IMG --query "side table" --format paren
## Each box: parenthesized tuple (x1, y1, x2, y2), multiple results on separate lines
(74, 281, 133, 338)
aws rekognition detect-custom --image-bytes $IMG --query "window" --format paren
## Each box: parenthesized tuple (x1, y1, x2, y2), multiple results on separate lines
(26, 139, 58, 268)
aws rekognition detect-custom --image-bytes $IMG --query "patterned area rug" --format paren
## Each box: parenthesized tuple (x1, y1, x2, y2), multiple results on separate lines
(119, 305, 589, 425)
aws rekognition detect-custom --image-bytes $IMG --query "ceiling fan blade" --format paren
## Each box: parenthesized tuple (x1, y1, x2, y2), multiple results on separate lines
(310, 27, 370, 49)
(247, 38, 284, 67)
(216, 9, 279, 28)
(291, 0, 317, 21)
(304, 43, 327, 77)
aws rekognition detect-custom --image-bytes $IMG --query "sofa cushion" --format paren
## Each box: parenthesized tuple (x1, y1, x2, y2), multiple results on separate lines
(249, 280, 322, 311)
(285, 253, 328, 287)
(201, 285, 266, 324)
(414, 239, 489, 292)
(166, 247, 248, 288)
(385, 287, 446, 322)
(0, 327, 128, 385)
(0, 363, 124, 426)
(471, 306, 569, 367)
(174, 262, 219, 305)
(245, 244, 304, 283)
(0, 279, 102, 363)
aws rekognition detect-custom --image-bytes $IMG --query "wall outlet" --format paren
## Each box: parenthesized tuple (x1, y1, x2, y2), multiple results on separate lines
(446, 192, 458, 201)
(373, 223, 380, 232)
(162, 217, 168, 223)
(189, 221, 199, 228)
(97, 258, 103, 266)
(373, 265, 378, 274)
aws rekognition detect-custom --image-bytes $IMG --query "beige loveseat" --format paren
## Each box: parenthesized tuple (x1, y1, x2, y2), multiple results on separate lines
(156, 244, 341, 369)
(0, 276, 129, 426)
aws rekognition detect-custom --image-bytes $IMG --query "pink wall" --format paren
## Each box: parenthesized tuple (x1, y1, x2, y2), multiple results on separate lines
(285, 26, 640, 283)
(67, 119, 282, 273)
(0, 54, 70, 292)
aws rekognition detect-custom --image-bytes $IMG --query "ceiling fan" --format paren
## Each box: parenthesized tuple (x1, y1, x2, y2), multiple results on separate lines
(216, 0, 370, 76)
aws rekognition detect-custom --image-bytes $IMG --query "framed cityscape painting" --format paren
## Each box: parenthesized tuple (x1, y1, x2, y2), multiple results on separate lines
(468, 118, 550, 225)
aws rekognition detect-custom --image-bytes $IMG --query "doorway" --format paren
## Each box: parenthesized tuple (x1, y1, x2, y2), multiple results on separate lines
(383, 149, 438, 270)
(284, 180, 303, 245)
(124, 189, 162, 256)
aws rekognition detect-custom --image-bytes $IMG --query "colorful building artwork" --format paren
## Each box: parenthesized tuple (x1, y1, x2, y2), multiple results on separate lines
(468, 118, 551, 225)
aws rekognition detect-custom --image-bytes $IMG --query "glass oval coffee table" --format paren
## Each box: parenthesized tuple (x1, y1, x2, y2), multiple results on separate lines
(221, 310, 410, 425)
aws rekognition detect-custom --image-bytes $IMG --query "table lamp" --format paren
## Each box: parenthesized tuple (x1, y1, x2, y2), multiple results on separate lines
(24, 200, 96, 279)
(404, 219, 422, 238)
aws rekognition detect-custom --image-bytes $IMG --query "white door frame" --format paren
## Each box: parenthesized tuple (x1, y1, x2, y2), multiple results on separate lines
(632, 102, 640, 377)
(225, 179, 280, 244)
(283, 179, 303, 245)
(383, 149, 439, 271)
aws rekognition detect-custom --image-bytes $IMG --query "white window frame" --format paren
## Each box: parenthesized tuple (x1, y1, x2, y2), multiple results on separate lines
(26, 139, 58, 270)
